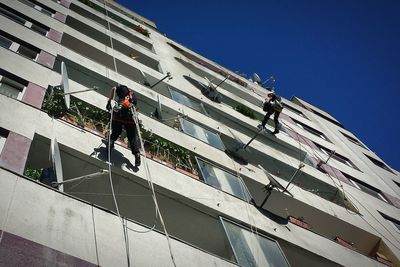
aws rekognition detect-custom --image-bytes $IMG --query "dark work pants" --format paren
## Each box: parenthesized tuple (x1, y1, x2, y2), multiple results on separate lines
(110, 120, 140, 154)
(262, 110, 280, 131)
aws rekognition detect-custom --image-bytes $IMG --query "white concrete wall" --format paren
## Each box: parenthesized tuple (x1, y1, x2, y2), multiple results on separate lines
(0, 168, 238, 266)
(0, 0, 399, 266)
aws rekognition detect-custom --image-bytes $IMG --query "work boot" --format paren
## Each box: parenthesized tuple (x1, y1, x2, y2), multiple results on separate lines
(134, 153, 141, 166)
(272, 129, 279, 135)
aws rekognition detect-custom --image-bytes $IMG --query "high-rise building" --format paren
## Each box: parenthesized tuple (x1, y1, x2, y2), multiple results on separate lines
(0, 0, 399, 266)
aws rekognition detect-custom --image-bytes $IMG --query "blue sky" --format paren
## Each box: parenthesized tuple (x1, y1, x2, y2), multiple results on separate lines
(115, 0, 400, 171)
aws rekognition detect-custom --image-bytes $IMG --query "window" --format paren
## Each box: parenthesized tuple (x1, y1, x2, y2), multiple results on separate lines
(394, 180, 400, 190)
(196, 158, 251, 201)
(379, 213, 400, 232)
(0, 4, 49, 36)
(282, 102, 307, 118)
(0, 69, 27, 99)
(0, 128, 9, 154)
(18, 0, 56, 17)
(309, 107, 344, 128)
(364, 154, 394, 174)
(0, 5, 26, 24)
(0, 30, 40, 60)
(343, 173, 388, 202)
(169, 87, 208, 115)
(341, 131, 367, 149)
(0, 34, 12, 48)
(293, 119, 330, 141)
(17, 44, 39, 60)
(180, 118, 225, 150)
(221, 218, 290, 267)
(316, 144, 359, 170)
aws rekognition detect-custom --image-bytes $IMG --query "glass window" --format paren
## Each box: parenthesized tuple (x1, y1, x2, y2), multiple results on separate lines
(350, 180, 387, 202)
(30, 23, 48, 35)
(169, 87, 207, 114)
(196, 158, 251, 201)
(0, 76, 25, 99)
(221, 218, 290, 267)
(340, 131, 367, 149)
(282, 102, 306, 118)
(293, 119, 330, 141)
(0, 34, 12, 48)
(0, 128, 8, 154)
(17, 45, 38, 60)
(0, 6, 26, 24)
(380, 213, 400, 232)
(316, 144, 358, 169)
(0, 5, 49, 35)
(19, 0, 56, 16)
(180, 118, 225, 150)
(364, 154, 394, 174)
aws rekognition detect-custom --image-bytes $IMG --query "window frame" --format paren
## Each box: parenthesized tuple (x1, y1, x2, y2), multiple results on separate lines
(0, 127, 9, 155)
(169, 86, 209, 115)
(349, 179, 388, 203)
(364, 154, 394, 174)
(316, 144, 358, 169)
(340, 131, 367, 149)
(180, 118, 225, 151)
(195, 157, 251, 201)
(379, 212, 400, 234)
(293, 119, 330, 142)
(220, 217, 291, 267)
(0, 4, 50, 36)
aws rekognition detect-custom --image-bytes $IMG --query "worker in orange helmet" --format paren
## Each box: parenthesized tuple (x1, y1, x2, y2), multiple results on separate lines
(106, 85, 141, 166)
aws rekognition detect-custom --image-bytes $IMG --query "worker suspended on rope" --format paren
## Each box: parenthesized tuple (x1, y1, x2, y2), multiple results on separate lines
(106, 85, 141, 166)
(258, 91, 283, 134)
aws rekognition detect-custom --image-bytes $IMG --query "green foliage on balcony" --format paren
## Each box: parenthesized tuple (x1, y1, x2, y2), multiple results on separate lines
(234, 104, 256, 119)
(24, 168, 43, 180)
(42, 87, 109, 132)
(141, 127, 197, 173)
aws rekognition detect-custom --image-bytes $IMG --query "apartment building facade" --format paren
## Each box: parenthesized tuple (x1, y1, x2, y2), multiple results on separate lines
(0, 0, 399, 266)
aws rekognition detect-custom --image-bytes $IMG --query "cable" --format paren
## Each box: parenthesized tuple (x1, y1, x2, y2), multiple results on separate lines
(345, 190, 400, 251)
(106, 89, 131, 267)
(103, 3, 130, 265)
(132, 106, 178, 267)
(0, 175, 19, 246)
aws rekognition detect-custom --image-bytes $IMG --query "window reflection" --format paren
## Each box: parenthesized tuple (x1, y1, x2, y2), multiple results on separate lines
(221, 218, 290, 267)
(180, 118, 225, 150)
(196, 158, 250, 201)
(169, 87, 208, 115)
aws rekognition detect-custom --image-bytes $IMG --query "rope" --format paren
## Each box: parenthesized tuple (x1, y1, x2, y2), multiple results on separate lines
(0, 175, 19, 246)
(132, 106, 178, 267)
(103, 2, 130, 265)
(106, 89, 131, 267)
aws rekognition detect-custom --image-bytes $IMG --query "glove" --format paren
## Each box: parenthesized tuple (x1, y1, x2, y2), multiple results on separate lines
(106, 101, 111, 111)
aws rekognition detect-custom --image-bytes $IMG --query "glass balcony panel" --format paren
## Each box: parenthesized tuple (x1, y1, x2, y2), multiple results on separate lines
(180, 118, 225, 150)
(221, 218, 290, 267)
(197, 158, 250, 201)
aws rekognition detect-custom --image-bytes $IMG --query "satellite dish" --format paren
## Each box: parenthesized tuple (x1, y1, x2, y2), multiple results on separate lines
(51, 137, 64, 192)
(60, 61, 70, 109)
(204, 77, 216, 90)
(226, 128, 246, 151)
(252, 73, 261, 84)
(258, 165, 285, 191)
